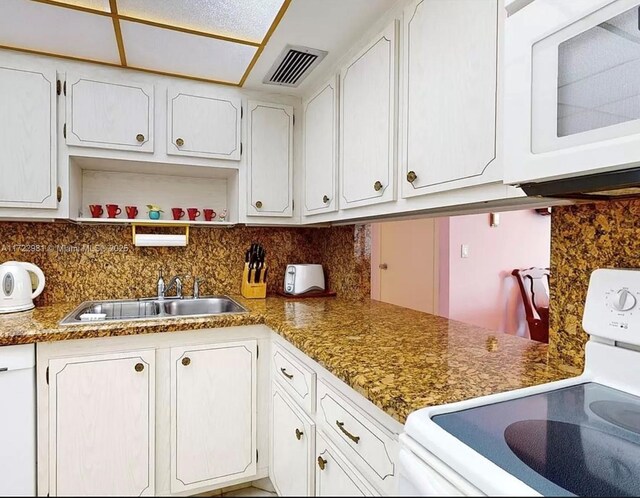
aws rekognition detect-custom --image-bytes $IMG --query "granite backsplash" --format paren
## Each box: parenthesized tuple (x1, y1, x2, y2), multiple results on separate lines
(550, 199, 640, 370)
(0, 222, 371, 306)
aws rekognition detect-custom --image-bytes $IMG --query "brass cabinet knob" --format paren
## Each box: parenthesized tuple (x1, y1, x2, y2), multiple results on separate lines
(57, 186, 62, 202)
(322, 195, 330, 204)
(407, 170, 418, 183)
(317, 456, 327, 471)
(255, 200, 263, 209)
(295, 428, 303, 440)
(182, 357, 191, 366)
(136, 133, 145, 143)
(374, 181, 383, 192)
(134, 362, 144, 372)
(176, 137, 184, 147)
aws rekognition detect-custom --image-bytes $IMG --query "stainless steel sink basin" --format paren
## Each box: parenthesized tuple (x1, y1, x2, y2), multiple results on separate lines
(161, 297, 245, 316)
(60, 296, 247, 325)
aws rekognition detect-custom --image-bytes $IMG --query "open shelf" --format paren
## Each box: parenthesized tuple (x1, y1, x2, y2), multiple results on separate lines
(70, 217, 235, 227)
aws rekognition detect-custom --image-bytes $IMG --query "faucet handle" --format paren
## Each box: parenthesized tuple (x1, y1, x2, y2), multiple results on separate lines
(193, 276, 204, 299)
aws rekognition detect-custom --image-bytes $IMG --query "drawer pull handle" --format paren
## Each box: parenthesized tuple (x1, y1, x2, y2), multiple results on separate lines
(317, 456, 327, 471)
(295, 428, 303, 440)
(280, 367, 293, 379)
(336, 421, 360, 444)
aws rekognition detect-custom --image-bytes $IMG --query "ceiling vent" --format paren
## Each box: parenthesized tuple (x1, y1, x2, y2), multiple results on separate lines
(263, 45, 328, 87)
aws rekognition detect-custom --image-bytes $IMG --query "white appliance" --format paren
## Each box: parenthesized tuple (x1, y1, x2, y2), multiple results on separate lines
(0, 344, 36, 496)
(0, 261, 45, 313)
(283, 264, 325, 295)
(505, 0, 640, 185)
(400, 268, 640, 496)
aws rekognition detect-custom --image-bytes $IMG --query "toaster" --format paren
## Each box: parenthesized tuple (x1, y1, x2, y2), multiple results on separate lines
(284, 264, 325, 295)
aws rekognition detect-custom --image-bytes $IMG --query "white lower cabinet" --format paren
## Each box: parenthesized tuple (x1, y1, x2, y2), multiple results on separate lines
(47, 350, 156, 496)
(270, 384, 315, 496)
(316, 433, 373, 497)
(170, 341, 257, 493)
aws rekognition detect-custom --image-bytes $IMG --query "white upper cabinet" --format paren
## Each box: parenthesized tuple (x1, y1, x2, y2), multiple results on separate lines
(340, 21, 398, 210)
(303, 77, 338, 216)
(505, 0, 640, 184)
(167, 88, 241, 160)
(401, 0, 499, 197)
(0, 64, 57, 209)
(65, 72, 154, 152)
(47, 350, 155, 497)
(170, 341, 257, 493)
(247, 100, 294, 217)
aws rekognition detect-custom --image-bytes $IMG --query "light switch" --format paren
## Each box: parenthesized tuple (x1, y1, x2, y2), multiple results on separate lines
(461, 244, 470, 258)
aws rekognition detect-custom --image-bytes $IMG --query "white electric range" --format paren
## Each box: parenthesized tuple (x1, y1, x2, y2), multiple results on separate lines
(399, 268, 640, 496)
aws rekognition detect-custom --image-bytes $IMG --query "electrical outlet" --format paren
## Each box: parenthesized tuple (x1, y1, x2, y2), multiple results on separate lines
(461, 244, 470, 258)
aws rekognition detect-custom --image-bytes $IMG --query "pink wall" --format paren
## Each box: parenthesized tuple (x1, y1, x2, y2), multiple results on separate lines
(440, 210, 551, 337)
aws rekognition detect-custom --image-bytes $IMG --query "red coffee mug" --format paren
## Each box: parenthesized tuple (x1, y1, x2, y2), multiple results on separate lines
(203, 209, 216, 221)
(89, 204, 103, 218)
(106, 204, 121, 218)
(187, 208, 201, 221)
(125, 206, 138, 219)
(172, 208, 185, 220)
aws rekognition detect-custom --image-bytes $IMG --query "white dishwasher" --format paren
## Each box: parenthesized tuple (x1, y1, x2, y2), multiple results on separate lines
(0, 344, 36, 496)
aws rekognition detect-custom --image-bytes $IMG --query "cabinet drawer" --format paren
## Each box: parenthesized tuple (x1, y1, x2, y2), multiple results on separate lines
(317, 380, 398, 495)
(272, 343, 316, 414)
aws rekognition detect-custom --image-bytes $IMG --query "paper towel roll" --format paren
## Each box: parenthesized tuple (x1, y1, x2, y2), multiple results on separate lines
(134, 234, 187, 247)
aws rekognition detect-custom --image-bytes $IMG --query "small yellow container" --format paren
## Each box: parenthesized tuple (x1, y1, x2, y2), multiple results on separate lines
(241, 263, 267, 299)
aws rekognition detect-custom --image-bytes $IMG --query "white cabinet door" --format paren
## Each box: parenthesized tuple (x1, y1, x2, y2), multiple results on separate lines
(167, 88, 241, 160)
(303, 78, 338, 216)
(66, 73, 153, 152)
(316, 433, 373, 497)
(170, 340, 257, 493)
(271, 385, 315, 497)
(48, 350, 155, 496)
(340, 21, 397, 210)
(401, 0, 499, 197)
(505, 0, 640, 184)
(0, 64, 57, 209)
(247, 100, 293, 217)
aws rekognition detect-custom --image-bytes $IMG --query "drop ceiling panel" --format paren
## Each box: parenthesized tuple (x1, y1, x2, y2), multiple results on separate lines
(0, 0, 120, 63)
(121, 20, 257, 83)
(52, 0, 111, 12)
(117, 0, 285, 43)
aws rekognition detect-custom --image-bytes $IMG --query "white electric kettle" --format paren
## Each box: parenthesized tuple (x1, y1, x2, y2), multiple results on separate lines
(0, 261, 46, 313)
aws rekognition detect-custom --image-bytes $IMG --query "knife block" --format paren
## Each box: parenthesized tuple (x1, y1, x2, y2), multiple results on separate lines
(241, 263, 267, 299)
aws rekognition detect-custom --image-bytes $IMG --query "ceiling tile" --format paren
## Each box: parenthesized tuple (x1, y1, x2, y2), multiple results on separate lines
(117, 0, 285, 43)
(50, 0, 111, 12)
(0, 0, 120, 63)
(120, 20, 257, 83)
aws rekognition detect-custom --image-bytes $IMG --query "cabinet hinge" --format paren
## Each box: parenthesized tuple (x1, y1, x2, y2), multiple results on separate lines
(56, 80, 61, 96)
(293, 114, 295, 126)
(241, 106, 243, 119)
(63, 80, 66, 96)
(57, 186, 62, 203)
(256, 344, 259, 358)
(292, 200, 295, 210)
(46, 366, 49, 385)
(240, 142, 243, 156)
(256, 450, 259, 463)
(63, 123, 66, 139)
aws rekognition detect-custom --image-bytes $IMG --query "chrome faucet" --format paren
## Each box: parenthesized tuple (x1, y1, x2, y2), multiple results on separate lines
(165, 275, 184, 299)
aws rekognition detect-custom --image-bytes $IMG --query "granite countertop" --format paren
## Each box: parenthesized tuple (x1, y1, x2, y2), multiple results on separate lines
(0, 296, 578, 423)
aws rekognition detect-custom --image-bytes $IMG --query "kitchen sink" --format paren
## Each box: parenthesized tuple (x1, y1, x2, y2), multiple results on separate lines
(60, 296, 247, 325)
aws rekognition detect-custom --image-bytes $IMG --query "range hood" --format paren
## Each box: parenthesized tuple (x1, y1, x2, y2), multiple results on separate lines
(520, 167, 640, 200)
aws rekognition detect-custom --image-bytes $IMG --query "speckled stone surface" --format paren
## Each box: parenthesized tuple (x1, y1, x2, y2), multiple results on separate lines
(0, 222, 370, 304)
(0, 296, 577, 423)
(550, 199, 640, 370)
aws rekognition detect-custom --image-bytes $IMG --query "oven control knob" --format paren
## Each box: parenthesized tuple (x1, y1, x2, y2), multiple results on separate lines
(612, 289, 637, 312)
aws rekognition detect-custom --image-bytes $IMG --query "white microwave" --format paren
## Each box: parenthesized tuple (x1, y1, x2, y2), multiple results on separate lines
(505, 0, 640, 185)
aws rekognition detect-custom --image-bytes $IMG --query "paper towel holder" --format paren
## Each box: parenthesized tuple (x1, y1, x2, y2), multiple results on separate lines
(132, 223, 190, 247)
